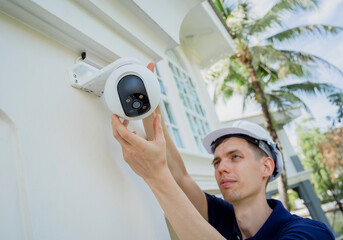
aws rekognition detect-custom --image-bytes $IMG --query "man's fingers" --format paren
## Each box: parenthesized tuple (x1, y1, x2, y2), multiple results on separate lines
(153, 114, 164, 143)
(112, 115, 146, 146)
(111, 116, 130, 148)
(147, 62, 155, 73)
(123, 119, 129, 127)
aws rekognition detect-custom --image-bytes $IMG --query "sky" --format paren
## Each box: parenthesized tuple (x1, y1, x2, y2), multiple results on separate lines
(215, 0, 343, 151)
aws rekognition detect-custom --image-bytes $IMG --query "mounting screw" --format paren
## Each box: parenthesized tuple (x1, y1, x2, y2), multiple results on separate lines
(73, 74, 77, 78)
(81, 52, 86, 60)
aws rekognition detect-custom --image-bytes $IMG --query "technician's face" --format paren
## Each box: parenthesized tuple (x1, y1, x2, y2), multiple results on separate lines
(212, 137, 265, 204)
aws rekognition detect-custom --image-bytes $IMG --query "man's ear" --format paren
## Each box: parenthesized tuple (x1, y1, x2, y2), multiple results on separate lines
(262, 157, 275, 179)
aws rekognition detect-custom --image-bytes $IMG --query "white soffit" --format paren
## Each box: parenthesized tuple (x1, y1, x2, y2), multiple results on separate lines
(120, 0, 204, 47)
(180, 1, 235, 68)
(0, 0, 179, 64)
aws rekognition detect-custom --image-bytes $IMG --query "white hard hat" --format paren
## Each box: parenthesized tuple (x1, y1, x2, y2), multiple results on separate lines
(202, 120, 283, 182)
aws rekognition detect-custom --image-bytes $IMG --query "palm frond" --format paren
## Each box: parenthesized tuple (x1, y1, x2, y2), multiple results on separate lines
(265, 92, 289, 113)
(215, 83, 235, 103)
(239, 2, 252, 19)
(277, 61, 311, 79)
(210, 57, 250, 103)
(251, 46, 311, 80)
(252, 46, 343, 76)
(252, 45, 290, 63)
(265, 25, 343, 43)
(242, 83, 255, 111)
(214, 0, 230, 19)
(250, 0, 319, 34)
(279, 81, 337, 96)
(327, 92, 343, 122)
(274, 0, 319, 11)
(256, 63, 278, 80)
(227, 60, 250, 85)
(266, 89, 312, 114)
(280, 50, 343, 76)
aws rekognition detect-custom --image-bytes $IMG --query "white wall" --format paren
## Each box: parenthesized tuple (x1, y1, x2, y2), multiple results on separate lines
(0, 12, 170, 240)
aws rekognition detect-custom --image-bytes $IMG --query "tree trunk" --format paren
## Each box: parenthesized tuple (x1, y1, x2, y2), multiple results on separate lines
(319, 167, 343, 214)
(245, 60, 290, 210)
(331, 191, 343, 214)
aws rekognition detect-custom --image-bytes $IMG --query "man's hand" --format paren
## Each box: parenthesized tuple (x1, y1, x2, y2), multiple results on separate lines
(111, 114, 167, 181)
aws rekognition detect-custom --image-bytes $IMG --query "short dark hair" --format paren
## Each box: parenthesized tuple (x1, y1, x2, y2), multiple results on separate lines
(247, 142, 268, 161)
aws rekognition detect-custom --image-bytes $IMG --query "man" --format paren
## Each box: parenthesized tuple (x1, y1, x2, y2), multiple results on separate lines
(111, 63, 334, 240)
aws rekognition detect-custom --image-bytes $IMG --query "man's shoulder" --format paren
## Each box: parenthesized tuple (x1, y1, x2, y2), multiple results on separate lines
(204, 193, 238, 239)
(278, 215, 335, 240)
(262, 199, 334, 240)
(205, 193, 232, 208)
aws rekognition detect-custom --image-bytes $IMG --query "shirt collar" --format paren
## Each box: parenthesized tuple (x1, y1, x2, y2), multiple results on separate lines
(248, 199, 292, 239)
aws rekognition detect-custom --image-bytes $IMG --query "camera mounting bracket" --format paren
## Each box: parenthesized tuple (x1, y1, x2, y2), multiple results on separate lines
(69, 58, 140, 97)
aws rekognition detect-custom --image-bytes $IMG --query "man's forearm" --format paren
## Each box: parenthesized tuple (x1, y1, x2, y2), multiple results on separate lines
(143, 107, 208, 220)
(145, 168, 225, 240)
(143, 106, 188, 182)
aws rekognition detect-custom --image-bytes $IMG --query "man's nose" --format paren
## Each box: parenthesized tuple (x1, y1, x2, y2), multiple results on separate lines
(217, 159, 231, 173)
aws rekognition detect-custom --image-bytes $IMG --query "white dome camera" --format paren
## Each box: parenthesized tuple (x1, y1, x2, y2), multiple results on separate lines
(69, 57, 161, 120)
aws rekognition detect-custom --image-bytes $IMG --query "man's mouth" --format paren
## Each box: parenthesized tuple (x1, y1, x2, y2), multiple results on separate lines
(220, 178, 237, 188)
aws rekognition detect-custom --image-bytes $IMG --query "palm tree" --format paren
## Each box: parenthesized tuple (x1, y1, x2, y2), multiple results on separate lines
(207, 0, 343, 210)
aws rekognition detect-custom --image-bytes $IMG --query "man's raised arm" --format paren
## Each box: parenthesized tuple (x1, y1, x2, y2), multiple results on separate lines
(142, 62, 208, 221)
(112, 114, 224, 240)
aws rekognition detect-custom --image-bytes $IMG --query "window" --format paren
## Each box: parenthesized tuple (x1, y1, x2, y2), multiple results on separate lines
(155, 66, 183, 148)
(168, 61, 210, 152)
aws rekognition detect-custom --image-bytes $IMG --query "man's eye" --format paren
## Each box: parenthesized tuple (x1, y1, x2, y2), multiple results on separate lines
(212, 161, 220, 167)
(233, 155, 241, 159)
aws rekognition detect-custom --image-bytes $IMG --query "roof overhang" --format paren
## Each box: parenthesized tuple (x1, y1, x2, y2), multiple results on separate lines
(180, 1, 236, 68)
(0, 0, 206, 65)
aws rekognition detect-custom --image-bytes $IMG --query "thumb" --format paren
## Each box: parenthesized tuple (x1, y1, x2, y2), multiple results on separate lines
(153, 114, 164, 142)
(147, 62, 155, 73)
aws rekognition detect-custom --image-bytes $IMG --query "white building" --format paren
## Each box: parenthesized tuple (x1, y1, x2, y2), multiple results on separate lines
(0, 0, 333, 239)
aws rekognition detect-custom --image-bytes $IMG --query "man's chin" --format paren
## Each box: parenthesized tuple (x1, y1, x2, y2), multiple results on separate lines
(221, 190, 240, 203)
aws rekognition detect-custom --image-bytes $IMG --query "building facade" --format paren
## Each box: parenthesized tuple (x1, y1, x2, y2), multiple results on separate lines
(0, 1, 234, 239)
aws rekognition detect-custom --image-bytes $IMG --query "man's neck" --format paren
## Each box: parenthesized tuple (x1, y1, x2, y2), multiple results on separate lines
(232, 195, 273, 240)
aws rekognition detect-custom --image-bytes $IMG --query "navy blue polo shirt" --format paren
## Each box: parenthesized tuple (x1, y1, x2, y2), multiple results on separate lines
(205, 193, 334, 240)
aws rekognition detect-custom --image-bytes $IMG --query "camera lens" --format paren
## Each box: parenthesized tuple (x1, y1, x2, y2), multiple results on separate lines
(132, 100, 142, 109)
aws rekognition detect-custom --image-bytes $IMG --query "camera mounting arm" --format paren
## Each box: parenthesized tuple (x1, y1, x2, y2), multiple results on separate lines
(68, 57, 161, 120)
(69, 58, 140, 97)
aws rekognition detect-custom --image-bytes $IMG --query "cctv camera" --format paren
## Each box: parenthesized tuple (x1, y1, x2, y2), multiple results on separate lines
(70, 57, 161, 120)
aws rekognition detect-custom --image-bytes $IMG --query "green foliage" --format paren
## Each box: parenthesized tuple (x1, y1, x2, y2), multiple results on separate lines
(296, 121, 343, 204)
(288, 189, 300, 211)
(327, 92, 343, 123)
(214, 0, 233, 19)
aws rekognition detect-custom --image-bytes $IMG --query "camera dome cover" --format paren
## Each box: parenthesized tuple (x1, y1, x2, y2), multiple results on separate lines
(103, 58, 161, 120)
